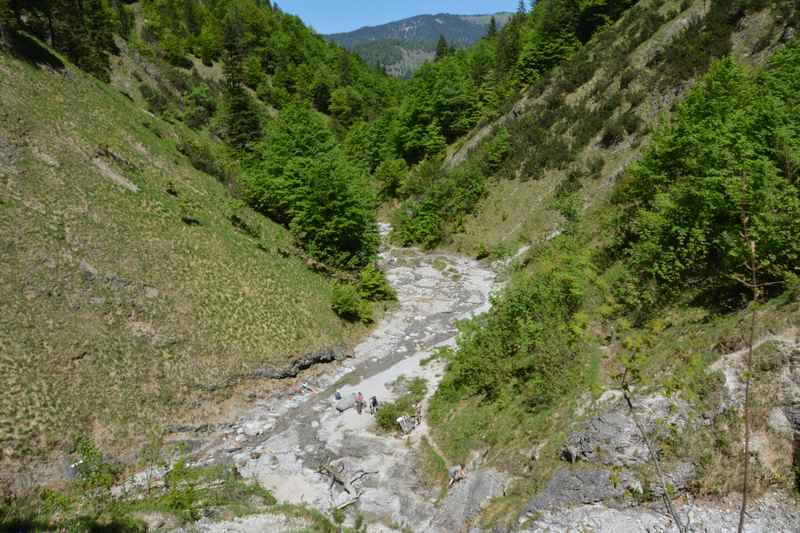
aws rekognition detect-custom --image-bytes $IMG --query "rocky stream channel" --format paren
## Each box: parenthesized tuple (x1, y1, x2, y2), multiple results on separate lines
(117, 227, 800, 532)
(119, 225, 512, 532)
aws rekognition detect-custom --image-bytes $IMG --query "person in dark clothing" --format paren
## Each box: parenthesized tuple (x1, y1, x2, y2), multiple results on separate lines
(369, 395, 378, 415)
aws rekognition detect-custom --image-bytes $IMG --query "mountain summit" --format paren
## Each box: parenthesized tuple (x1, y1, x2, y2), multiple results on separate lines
(326, 12, 512, 77)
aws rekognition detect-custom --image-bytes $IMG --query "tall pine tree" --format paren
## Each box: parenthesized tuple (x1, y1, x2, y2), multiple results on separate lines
(435, 34, 449, 61)
(487, 16, 498, 39)
(222, 7, 261, 149)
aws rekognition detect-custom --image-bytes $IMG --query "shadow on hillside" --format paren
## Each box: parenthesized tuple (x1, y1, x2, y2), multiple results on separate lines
(5, 31, 66, 72)
(0, 517, 142, 533)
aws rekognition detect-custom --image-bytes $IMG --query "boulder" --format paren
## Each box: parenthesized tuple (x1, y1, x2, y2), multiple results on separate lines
(432, 467, 509, 531)
(562, 394, 691, 467)
(335, 396, 355, 412)
(521, 468, 639, 517)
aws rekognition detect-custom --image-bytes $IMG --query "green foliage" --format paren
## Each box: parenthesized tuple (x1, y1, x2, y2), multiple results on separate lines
(183, 83, 217, 129)
(653, 0, 747, 86)
(74, 436, 120, 492)
(331, 284, 373, 323)
(7, 0, 116, 80)
(358, 265, 396, 301)
(433, 236, 589, 409)
(616, 55, 800, 308)
(376, 377, 427, 431)
(392, 156, 489, 248)
(177, 137, 230, 183)
(375, 158, 408, 199)
(243, 105, 379, 268)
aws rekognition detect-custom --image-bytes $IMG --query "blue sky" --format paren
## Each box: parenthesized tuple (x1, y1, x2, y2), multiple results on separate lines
(277, 1, 519, 34)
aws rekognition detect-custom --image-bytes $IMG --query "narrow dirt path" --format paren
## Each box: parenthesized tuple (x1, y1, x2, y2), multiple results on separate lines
(175, 225, 506, 532)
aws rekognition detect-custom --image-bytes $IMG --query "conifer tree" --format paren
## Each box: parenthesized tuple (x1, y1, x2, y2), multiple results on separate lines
(487, 16, 498, 39)
(435, 34, 449, 61)
(222, 7, 261, 149)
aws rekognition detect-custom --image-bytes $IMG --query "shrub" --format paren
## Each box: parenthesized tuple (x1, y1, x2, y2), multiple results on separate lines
(587, 155, 605, 177)
(139, 83, 169, 116)
(331, 284, 373, 323)
(433, 239, 589, 409)
(375, 377, 427, 431)
(243, 105, 379, 269)
(183, 84, 217, 129)
(177, 138, 229, 183)
(619, 109, 643, 134)
(74, 437, 119, 493)
(375, 158, 407, 200)
(600, 120, 625, 147)
(358, 265, 396, 301)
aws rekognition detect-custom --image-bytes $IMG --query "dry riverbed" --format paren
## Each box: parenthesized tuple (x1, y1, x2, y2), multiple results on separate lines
(119, 225, 510, 532)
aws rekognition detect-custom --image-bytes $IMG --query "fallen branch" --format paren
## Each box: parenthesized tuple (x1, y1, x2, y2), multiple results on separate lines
(349, 470, 378, 484)
(336, 495, 362, 511)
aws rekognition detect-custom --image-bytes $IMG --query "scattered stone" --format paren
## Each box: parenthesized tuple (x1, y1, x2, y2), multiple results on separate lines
(144, 286, 160, 299)
(92, 157, 140, 193)
(768, 407, 793, 437)
(79, 260, 98, 282)
(131, 511, 179, 531)
(433, 467, 509, 531)
(0, 136, 19, 175)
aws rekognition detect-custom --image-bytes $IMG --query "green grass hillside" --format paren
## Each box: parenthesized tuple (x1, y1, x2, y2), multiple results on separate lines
(0, 48, 366, 482)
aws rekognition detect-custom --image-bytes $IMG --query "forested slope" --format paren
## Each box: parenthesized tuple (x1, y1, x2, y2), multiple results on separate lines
(388, 0, 800, 528)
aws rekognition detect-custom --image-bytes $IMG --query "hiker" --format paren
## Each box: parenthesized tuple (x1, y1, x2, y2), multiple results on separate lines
(448, 464, 465, 488)
(356, 391, 365, 414)
(369, 395, 378, 415)
(415, 401, 423, 425)
(334, 390, 342, 401)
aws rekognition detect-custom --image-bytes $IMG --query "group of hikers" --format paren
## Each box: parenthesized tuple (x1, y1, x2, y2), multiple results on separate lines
(355, 391, 379, 415)
(335, 390, 379, 415)
(332, 390, 467, 488)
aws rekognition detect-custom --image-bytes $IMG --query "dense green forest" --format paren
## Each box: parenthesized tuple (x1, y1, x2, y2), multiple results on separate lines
(0, 0, 644, 275)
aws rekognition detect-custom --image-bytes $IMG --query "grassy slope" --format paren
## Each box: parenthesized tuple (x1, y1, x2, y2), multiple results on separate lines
(0, 47, 365, 477)
(424, 0, 800, 526)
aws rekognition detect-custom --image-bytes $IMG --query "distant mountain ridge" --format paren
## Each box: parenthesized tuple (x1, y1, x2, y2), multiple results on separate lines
(325, 12, 512, 78)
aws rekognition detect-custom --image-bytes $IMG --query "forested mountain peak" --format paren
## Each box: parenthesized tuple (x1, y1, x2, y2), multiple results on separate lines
(325, 12, 513, 47)
(325, 11, 513, 78)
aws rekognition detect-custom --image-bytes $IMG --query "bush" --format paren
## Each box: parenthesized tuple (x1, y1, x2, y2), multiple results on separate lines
(331, 284, 373, 323)
(600, 120, 625, 147)
(375, 377, 427, 431)
(433, 237, 589, 409)
(358, 265, 396, 301)
(177, 138, 229, 183)
(183, 84, 217, 129)
(74, 437, 120, 492)
(392, 160, 486, 249)
(139, 83, 170, 116)
(243, 105, 379, 269)
(375, 158, 407, 200)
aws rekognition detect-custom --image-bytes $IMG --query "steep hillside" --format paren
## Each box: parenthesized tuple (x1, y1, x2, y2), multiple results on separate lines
(391, 0, 800, 529)
(326, 12, 512, 77)
(0, 47, 372, 486)
(0, 0, 403, 492)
